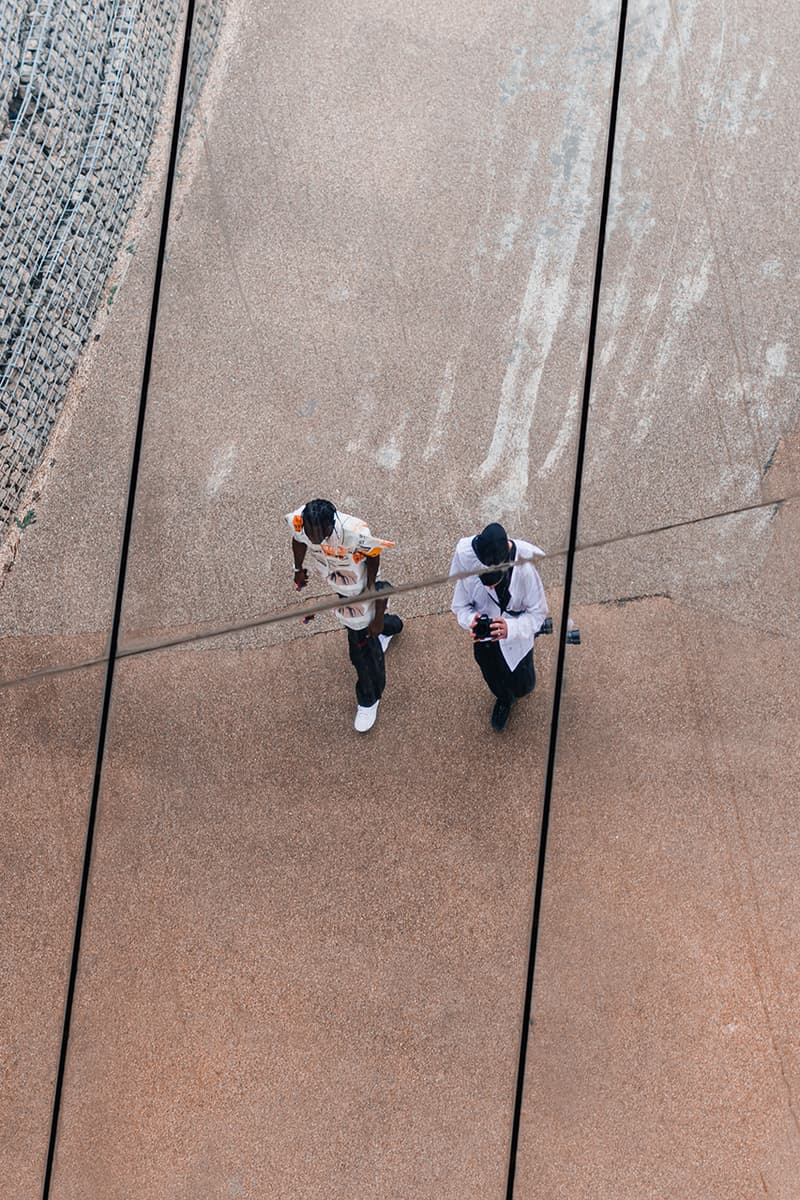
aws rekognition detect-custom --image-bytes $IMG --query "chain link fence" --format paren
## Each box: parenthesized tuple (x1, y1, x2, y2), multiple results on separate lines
(0, 0, 224, 533)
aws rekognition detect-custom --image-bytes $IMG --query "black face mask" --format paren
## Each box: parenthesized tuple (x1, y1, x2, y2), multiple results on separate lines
(479, 568, 507, 587)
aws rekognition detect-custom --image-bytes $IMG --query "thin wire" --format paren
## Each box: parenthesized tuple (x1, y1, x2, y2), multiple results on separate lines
(40, 5, 197, 1197)
(505, 0, 629, 1194)
(1, 490, 793, 692)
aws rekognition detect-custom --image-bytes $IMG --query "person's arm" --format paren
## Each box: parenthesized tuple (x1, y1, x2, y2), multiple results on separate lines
(365, 552, 380, 591)
(367, 591, 388, 636)
(362, 548, 385, 635)
(452, 579, 480, 634)
(453, 578, 481, 632)
(449, 545, 480, 633)
(292, 538, 308, 589)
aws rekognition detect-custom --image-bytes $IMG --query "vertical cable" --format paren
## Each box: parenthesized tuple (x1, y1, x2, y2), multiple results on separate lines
(41, 3, 197, 1195)
(505, 1, 629, 1195)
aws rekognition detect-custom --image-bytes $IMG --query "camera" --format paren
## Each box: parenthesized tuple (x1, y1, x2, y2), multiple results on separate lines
(473, 613, 493, 640)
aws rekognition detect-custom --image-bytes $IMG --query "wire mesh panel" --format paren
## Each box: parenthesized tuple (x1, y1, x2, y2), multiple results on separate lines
(0, 0, 224, 533)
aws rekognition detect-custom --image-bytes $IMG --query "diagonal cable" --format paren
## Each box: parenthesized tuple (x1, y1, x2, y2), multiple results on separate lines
(0, 489, 794, 692)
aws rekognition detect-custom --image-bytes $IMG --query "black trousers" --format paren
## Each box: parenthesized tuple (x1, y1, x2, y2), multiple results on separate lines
(346, 582, 403, 706)
(473, 640, 535, 705)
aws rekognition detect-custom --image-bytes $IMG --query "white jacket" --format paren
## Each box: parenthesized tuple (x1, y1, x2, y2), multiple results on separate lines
(450, 537, 548, 670)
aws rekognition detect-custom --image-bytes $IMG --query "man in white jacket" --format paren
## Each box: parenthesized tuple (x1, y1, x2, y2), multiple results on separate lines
(450, 522, 548, 732)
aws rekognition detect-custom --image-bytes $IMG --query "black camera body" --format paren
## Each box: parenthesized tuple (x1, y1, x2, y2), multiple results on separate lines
(473, 613, 493, 640)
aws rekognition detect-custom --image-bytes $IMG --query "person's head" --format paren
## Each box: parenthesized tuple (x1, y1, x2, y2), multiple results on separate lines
(473, 521, 512, 587)
(302, 498, 337, 544)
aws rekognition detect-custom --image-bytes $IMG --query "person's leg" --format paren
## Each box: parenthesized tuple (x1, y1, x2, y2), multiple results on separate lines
(347, 627, 386, 707)
(473, 640, 515, 704)
(509, 649, 536, 699)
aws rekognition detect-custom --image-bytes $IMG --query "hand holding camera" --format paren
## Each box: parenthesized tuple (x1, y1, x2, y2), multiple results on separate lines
(472, 613, 508, 641)
(472, 613, 493, 641)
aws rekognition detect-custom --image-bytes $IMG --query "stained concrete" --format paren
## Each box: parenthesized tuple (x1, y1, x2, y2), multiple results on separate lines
(117, 0, 619, 638)
(0, 665, 105, 1198)
(41, 620, 559, 1200)
(516, 594, 800, 1197)
(2, 0, 798, 1196)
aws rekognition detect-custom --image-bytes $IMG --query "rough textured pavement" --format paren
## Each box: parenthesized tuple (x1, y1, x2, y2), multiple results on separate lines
(2, 0, 799, 1197)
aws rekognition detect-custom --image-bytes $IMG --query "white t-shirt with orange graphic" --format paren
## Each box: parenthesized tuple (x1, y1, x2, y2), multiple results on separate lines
(286, 507, 392, 630)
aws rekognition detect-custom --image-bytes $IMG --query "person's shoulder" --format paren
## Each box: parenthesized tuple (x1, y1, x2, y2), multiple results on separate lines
(334, 511, 371, 550)
(336, 509, 367, 528)
(514, 539, 545, 561)
(514, 542, 546, 590)
(451, 536, 481, 573)
(285, 507, 305, 536)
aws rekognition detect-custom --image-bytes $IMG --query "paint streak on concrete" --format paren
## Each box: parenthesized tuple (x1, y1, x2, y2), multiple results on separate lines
(539, 393, 579, 478)
(423, 359, 456, 461)
(766, 343, 787, 377)
(479, 0, 616, 515)
(206, 444, 237, 497)
(376, 437, 402, 470)
(590, 0, 793, 505)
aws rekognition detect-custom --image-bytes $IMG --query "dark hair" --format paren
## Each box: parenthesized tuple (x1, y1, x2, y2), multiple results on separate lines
(302, 498, 337, 534)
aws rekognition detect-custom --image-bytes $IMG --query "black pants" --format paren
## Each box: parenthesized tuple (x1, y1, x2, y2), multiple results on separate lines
(346, 582, 403, 706)
(473, 640, 535, 705)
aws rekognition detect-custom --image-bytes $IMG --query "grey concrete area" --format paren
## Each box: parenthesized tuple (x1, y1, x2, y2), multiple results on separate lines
(118, 0, 618, 639)
(110, 0, 796, 645)
(577, 0, 799, 618)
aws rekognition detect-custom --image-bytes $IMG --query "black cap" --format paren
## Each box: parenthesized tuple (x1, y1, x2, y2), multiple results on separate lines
(472, 522, 509, 567)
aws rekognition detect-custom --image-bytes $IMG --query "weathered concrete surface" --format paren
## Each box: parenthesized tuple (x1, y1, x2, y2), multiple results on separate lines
(516, 590, 800, 1198)
(44, 620, 558, 1200)
(1, 0, 798, 1196)
(0, 666, 105, 1199)
(118, 0, 619, 638)
(577, 0, 799, 621)
(0, 49, 174, 1200)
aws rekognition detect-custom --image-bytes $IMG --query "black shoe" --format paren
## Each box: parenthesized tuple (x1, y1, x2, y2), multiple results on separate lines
(491, 699, 512, 731)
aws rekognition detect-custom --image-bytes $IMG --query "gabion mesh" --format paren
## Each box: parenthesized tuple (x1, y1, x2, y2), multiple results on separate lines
(0, 0, 225, 532)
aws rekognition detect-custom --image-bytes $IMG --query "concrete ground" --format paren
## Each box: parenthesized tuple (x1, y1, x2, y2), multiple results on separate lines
(2, 0, 798, 1196)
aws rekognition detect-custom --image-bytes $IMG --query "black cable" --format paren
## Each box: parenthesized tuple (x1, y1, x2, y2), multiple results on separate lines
(1, 488, 792, 692)
(505, 2, 629, 1196)
(40, 5, 197, 1196)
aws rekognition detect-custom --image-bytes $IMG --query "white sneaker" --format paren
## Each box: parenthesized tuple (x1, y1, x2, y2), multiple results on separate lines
(378, 633, 393, 653)
(354, 700, 380, 732)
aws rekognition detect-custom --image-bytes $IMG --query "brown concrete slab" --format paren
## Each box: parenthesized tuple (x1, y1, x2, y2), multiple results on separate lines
(46, 617, 561, 1198)
(0, 664, 104, 1199)
(515, 582, 800, 1197)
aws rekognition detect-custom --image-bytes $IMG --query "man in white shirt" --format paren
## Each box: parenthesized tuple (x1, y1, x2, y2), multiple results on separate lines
(287, 498, 402, 732)
(450, 522, 548, 732)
